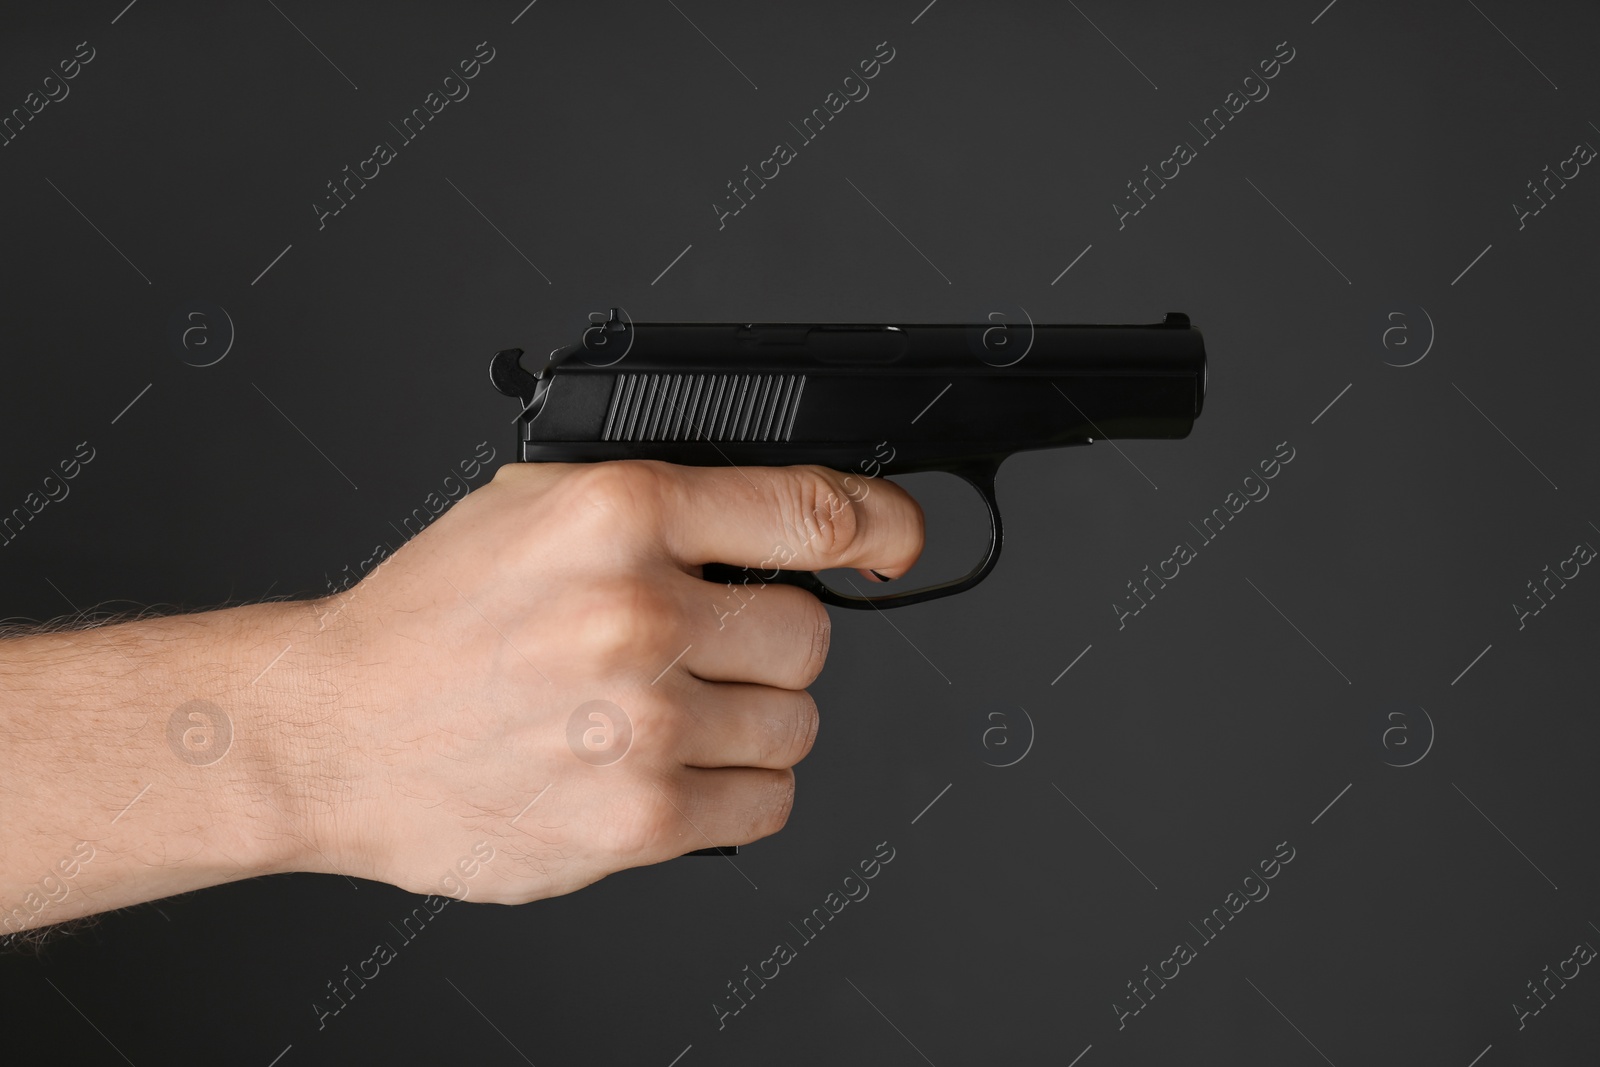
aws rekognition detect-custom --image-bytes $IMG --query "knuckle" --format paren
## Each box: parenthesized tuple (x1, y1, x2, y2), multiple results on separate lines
(574, 597, 648, 662)
(790, 691, 820, 763)
(759, 770, 797, 837)
(604, 785, 680, 857)
(575, 581, 677, 664)
(643, 789, 684, 844)
(763, 588, 830, 688)
(753, 690, 816, 767)
(630, 690, 688, 755)
(488, 461, 525, 485)
(563, 461, 667, 529)
(783, 467, 859, 560)
(801, 595, 831, 685)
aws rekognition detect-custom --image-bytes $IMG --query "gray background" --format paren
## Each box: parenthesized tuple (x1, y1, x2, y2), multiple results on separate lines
(2, 0, 1598, 1063)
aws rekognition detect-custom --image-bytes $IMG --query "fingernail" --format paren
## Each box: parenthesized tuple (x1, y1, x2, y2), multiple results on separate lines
(871, 570, 893, 582)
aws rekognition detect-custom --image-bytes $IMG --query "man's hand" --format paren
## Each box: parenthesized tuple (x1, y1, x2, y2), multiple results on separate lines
(0, 461, 924, 935)
(316, 461, 924, 901)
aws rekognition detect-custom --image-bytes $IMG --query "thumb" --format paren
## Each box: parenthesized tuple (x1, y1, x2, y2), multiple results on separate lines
(662, 464, 925, 580)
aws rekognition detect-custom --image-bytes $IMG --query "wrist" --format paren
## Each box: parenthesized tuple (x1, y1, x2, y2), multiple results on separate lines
(218, 597, 367, 881)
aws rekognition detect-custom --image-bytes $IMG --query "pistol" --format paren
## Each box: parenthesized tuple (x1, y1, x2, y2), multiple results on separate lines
(490, 308, 1206, 609)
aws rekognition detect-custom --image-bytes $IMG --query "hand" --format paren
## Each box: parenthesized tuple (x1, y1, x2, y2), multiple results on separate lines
(297, 461, 925, 903)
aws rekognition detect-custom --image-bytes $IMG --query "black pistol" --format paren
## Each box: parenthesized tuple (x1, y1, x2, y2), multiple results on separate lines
(491, 309, 1206, 610)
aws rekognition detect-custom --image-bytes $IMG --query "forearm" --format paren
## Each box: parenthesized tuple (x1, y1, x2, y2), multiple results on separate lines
(0, 599, 345, 938)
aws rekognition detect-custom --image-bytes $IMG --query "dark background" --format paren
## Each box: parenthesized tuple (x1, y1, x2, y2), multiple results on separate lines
(3, 1, 1598, 1063)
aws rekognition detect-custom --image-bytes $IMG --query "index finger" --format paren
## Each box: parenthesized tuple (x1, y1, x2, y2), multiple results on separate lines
(660, 464, 924, 580)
